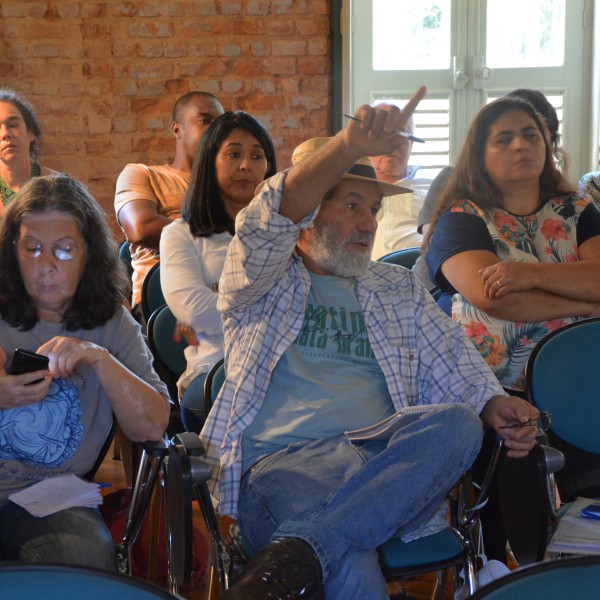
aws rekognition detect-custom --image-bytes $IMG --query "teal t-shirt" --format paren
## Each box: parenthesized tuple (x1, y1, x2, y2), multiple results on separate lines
(242, 272, 394, 473)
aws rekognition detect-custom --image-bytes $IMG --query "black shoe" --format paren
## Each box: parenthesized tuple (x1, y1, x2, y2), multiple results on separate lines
(221, 537, 324, 600)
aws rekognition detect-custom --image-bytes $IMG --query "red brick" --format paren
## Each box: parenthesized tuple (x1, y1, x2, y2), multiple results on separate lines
(82, 4, 106, 18)
(165, 79, 190, 94)
(296, 18, 329, 36)
(113, 3, 137, 17)
(297, 56, 328, 74)
(128, 22, 173, 37)
(219, 42, 242, 57)
(1, 42, 30, 59)
(138, 2, 163, 17)
(194, 1, 218, 17)
(222, 80, 245, 94)
(57, 3, 81, 18)
(0, 63, 18, 77)
(128, 63, 174, 79)
(232, 19, 266, 35)
(271, 0, 293, 15)
(265, 57, 296, 75)
(219, 0, 243, 15)
(136, 80, 168, 96)
(131, 98, 173, 115)
(59, 81, 85, 97)
(167, 3, 189, 17)
(267, 20, 295, 36)
(190, 41, 218, 57)
(246, 0, 270, 16)
(2, 2, 26, 17)
(250, 40, 270, 56)
(165, 42, 188, 58)
(26, 3, 50, 18)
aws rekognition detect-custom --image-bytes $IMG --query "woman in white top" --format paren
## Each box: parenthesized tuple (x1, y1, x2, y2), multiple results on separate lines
(160, 111, 276, 432)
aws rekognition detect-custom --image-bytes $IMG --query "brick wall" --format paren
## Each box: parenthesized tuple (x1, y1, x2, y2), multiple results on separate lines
(0, 0, 332, 238)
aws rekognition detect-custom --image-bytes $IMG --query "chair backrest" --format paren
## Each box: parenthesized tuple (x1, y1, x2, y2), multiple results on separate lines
(203, 358, 225, 415)
(377, 246, 421, 269)
(147, 303, 188, 402)
(526, 317, 600, 454)
(83, 415, 117, 481)
(469, 556, 600, 599)
(0, 564, 179, 599)
(141, 263, 166, 323)
(118, 240, 134, 278)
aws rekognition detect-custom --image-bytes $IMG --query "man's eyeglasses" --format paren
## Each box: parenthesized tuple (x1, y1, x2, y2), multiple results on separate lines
(15, 240, 79, 262)
(499, 411, 551, 432)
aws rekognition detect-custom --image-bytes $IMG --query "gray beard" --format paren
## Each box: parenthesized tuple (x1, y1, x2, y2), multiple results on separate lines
(305, 222, 373, 277)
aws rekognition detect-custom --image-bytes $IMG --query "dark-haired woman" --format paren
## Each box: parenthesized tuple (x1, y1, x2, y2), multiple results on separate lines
(160, 111, 276, 432)
(0, 89, 60, 215)
(426, 96, 600, 394)
(425, 97, 600, 562)
(0, 176, 170, 569)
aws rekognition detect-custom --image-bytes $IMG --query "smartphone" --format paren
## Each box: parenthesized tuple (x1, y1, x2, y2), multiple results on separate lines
(10, 349, 49, 384)
(580, 503, 600, 520)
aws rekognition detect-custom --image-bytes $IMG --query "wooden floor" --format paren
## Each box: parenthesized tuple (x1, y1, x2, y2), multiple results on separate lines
(97, 445, 456, 600)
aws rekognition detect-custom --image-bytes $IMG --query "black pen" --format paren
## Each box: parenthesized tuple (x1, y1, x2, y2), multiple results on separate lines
(343, 113, 425, 143)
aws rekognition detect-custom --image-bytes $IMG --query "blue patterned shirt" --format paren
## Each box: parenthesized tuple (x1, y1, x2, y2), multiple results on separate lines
(201, 171, 505, 520)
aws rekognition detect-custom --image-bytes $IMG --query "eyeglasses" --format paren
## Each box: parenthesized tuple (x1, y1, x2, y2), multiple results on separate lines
(499, 411, 551, 432)
(14, 239, 79, 261)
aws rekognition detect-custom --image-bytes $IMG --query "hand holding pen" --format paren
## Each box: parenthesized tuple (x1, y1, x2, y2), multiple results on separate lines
(343, 113, 425, 143)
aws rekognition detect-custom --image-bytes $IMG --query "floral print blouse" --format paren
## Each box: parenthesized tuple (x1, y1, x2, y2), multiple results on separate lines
(431, 193, 599, 392)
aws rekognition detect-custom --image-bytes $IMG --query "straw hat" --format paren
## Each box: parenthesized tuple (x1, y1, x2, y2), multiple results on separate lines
(291, 137, 411, 196)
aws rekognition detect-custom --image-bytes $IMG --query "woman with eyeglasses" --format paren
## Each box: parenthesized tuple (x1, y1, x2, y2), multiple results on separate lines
(0, 89, 60, 216)
(0, 176, 170, 569)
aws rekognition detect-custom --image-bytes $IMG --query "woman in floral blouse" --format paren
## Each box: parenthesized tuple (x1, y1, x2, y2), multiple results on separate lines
(425, 95, 600, 564)
(426, 96, 600, 396)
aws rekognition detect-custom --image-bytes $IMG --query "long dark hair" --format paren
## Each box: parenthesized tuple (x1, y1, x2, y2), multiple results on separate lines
(0, 176, 129, 331)
(425, 97, 574, 247)
(181, 111, 277, 237)
(0, 88, 42, 162)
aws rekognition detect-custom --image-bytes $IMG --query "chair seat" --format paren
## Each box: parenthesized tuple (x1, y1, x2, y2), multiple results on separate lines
(378, 528, 464, 574)
(0, 564, 179, 599)
(229, 522, 463, 576)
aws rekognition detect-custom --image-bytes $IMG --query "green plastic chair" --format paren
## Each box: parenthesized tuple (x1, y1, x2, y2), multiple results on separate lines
(118, 240, 134, 278)
(469, 556, 600, 599)
(526, 317, 600, 502)
(146, 303, 188, 404)
(141, 263, 166, 324)
(377, 246, 421, 269)
(0, 564, 183, 599)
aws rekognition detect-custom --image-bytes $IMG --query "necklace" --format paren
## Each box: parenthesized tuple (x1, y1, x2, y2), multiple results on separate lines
(0, 163, 41, 206)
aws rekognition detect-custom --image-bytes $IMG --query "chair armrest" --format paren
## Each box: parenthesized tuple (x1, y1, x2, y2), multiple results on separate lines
(172, 431, 206, 456)
(138, 436, 170, 458)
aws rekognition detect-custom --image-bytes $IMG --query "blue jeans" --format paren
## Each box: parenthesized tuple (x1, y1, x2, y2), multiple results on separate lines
(238, 404, 483, 600)
(180, 372, 208, 434)
(0, 502, 117, 571)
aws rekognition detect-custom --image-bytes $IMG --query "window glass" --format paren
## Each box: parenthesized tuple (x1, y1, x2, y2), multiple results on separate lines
(486, 0, 565, 68)
(373, 0, 451, 71)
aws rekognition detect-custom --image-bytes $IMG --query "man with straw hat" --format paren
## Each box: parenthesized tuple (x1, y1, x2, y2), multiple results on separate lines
(202, 86, 538, 600)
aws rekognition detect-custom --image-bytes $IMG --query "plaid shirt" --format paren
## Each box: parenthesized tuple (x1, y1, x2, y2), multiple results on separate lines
(201, 171, 505, 521)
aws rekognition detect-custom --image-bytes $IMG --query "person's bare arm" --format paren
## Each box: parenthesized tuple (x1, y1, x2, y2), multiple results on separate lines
(117, 200, 173, 251)
(38, 336, 169, 442)
(441, 249, 600, 321)
(280, 86, 427, 223)
(479, 236, 600, 301)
